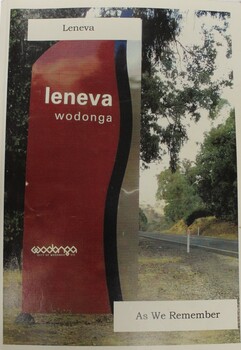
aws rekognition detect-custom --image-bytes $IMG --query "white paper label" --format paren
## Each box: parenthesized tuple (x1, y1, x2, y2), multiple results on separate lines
(114, 300, 238, 332)
(28, 18, 142, 41)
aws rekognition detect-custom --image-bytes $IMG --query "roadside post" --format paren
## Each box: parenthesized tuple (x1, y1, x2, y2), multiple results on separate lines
(187, 229, 191, 253)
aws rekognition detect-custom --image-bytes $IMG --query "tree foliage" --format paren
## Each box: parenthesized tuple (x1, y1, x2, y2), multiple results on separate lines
(194, 110, 237, 222)
(139, 10, 232, 171)
(156, 165, 204, 223)
(184, 209, 212, 226)
(100, 8, 232, 170)
(156, 110, 237, 224)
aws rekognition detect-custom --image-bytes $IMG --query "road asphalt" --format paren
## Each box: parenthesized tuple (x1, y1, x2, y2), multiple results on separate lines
(139, 231, 238, 257)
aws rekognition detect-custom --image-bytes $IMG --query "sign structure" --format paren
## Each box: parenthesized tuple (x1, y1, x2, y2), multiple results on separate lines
(20, 19, 142, 314)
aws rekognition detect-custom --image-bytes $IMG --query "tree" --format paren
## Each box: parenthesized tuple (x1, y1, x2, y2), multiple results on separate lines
(156, 110, 237, 225)
(194, 110, 237, 222)
(100, 8, 232, 170)
(156, 165, 204, 223)
(141, 11, 232, 171)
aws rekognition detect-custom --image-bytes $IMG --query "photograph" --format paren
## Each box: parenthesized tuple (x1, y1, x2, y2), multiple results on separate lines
(0, 0, 240, 349)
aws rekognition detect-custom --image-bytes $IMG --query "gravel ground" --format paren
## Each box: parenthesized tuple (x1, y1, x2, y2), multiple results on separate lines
(138, 238, 239, 301)
(3, 237, 240, 346)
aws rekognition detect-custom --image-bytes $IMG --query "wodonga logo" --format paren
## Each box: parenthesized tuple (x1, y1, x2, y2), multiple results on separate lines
(31, 244, 77, 257)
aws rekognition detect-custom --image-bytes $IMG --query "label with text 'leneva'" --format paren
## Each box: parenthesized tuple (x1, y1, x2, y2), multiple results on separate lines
(114, 300, 238, 332)
(28, 18, 142, 41)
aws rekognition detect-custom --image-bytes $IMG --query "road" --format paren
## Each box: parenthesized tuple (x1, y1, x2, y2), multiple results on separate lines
(139, 231, 238, 257)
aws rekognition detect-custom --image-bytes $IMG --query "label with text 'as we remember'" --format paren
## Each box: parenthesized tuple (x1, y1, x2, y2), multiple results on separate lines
(114, 300, 238, 332)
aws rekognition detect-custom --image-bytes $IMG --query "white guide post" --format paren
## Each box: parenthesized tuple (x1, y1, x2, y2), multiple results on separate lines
(187, 229, 191, 253)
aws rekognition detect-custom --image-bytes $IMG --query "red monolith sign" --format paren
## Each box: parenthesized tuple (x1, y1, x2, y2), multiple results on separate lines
(22, 40, 124, 313)
(23, 29, 138, 313)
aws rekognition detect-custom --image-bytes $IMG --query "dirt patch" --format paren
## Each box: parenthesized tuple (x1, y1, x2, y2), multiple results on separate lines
(3, 238, 240, 346)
